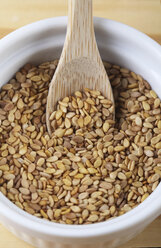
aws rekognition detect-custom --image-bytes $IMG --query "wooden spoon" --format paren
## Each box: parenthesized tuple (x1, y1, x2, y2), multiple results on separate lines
(46, 0, 114, 135)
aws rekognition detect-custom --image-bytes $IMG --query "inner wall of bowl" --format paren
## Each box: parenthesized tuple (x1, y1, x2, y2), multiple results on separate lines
(0, 17, 161, 99)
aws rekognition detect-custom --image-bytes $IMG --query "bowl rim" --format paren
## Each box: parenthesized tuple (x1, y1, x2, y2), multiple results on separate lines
(0, 16, 161, 239)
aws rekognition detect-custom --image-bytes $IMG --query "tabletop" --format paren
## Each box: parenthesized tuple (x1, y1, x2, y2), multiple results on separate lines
(0, 0, 161, 248)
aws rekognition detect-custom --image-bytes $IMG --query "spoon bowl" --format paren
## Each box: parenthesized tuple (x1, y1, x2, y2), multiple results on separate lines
(46, 0, 114, 135)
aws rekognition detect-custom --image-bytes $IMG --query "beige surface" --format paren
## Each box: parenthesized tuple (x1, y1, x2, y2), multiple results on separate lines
(0, 0, 161, 248)
(0, 0, 161, 43)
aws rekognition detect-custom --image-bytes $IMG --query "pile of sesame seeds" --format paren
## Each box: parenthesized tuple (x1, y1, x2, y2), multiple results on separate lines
(0, 60, 160, 224)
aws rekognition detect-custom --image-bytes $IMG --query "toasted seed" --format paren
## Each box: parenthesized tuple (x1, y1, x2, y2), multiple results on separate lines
(150, 90, 157, 99)
(19, 187, 30, 195)
(72, 135, 84, 144)
(151, 136, 161, 145)
(65, 128, 73, 136)
(8, 112, 14, 122)
(144, 150, 154, 157)
(45, 168, 55, 174)
(7, 180, 14, 189)
(47, 156, 58, 162)
(88, 214, 98, 222)
(94, 158, 102, 168)
(141, 193, 149, 202)
(118, 172, 126, 180)
(132, 181, 142, 187)
(65, 118, 71, 128)
(102, 108, 109, 116)
(63, 178, 72, 186)
(124, 138, 130, 148)
(135, 116, 142, 126)
(143, 101, 150, 111)
(78, 192, 89, 200)
(96, 129, 104, 137)
(19, 146, 27, 155)
(100, 181, 112, 190)
(55, 110, 63, 120)
(21, 179, 29, 189)
(71, 206, 81, 213)
(17, 98, 24, 109)
(150, 174, 160, 183)
(156, 142, 161, 149)
(128, 154, 138, 161)
(28, 163, 35, 173)
(103, 122, 110, 132)
(75, 91, 82, 98)
(138, 167, 143, 177)
(3, 174, 15, 180)
(84, 115, 91, 126)
(37, 158, 45, 166)
(86, 98, 95, 105)
(77, 117, 84, 127)
(54, 128, 65, 138)
(154, 98, 160, 108)
(8, 146, 15, 155)
(66, 112, 75, 118)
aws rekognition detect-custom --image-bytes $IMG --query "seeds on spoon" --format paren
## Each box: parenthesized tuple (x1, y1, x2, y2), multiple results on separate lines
(49, 88, 114, 135)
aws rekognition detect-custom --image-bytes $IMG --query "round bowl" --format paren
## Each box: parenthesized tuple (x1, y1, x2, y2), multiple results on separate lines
(0, 17, 161, 248)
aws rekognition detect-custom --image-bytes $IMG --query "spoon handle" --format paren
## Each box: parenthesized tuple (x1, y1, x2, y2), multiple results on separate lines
(61, 0, 99, 63)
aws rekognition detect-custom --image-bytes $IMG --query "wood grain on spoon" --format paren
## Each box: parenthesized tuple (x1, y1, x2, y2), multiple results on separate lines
(46, 0, 114, 135)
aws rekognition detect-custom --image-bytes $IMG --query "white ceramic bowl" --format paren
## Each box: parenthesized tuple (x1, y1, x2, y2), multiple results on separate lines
(0, 17, 161, 248)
